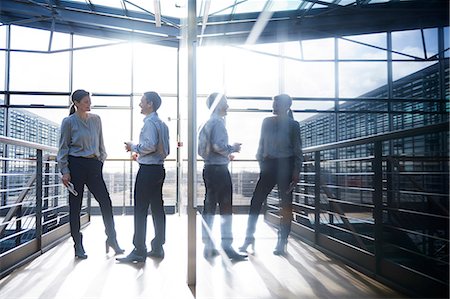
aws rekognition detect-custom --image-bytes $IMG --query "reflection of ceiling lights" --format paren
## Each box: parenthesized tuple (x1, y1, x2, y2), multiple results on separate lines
(154, 0, 161, 27)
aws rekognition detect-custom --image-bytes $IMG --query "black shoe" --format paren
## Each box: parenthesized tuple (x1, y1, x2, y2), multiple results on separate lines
(224, 248, 248, 261)
(147, 247, 165, 259)
(116, 249, 146, 263)
(203, 247, 220, 259)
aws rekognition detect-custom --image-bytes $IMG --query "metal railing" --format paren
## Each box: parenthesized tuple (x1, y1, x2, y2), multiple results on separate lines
(0, 136, 87, 277)
(265, 121, 449, 298)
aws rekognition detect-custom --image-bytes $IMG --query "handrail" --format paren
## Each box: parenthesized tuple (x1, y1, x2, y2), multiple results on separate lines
(302, 122, 449, 153)
(0, 135, 57, 153)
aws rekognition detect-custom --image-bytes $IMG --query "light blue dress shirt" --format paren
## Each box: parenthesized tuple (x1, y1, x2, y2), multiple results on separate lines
(131, 112, 170, 165)
(198, 113, 236, 166)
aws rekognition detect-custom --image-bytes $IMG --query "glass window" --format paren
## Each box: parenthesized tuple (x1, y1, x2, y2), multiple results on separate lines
(0, 25, 6, 48)
(90, 96, 131, 108)
(444, 27, 449, 58)
(8, 108, 64, 147)
(10, 27, 69, 53)
(10, 52, 70, 91)
(91, 108, 131, 160)
(339, 62, 387, 98)
(392, 29, 427, 60)
(10, 95, 69, 106)
(197, 46, 225, 95)
(11, 26, 49, 51)
(302, 38, 335, 60)
(224, 45, 278, 97)
(133, 43, 177, 95)
(0, 107, 5, 136)
(73, 43, 132, 94)
(0, 50, 4, 91)
(284, 61, 334, 98)
(423, 28, 438, 58)
(339, 33, 386, 60)
(393, 62, 440, 99)
(226, 111, 269, 159)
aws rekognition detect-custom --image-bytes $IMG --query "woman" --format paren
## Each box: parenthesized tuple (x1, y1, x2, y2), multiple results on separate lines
(57, 89, 124, 259)
(239, 94, 303, 255)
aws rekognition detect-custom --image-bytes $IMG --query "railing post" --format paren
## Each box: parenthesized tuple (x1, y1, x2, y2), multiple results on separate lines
(373, 141, 383, 274)
(36, 149, 43, 250)
(314, 150, 321, 245)
(43, 159, 50, 233)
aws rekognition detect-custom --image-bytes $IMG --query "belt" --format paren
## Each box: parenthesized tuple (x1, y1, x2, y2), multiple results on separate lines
(84, 154, 97, 159)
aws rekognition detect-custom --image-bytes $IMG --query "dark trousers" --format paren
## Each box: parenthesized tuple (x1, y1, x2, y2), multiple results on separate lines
(68, 156, 118, 246)
(202, 164, 234, 249)
(133, 164, 166, 255)
(246, 157, 294, 240)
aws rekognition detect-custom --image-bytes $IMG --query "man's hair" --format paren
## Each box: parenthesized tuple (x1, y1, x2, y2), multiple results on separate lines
(144, 91, 162, 111)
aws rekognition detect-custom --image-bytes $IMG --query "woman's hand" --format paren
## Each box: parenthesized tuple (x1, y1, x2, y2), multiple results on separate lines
(61, 173, 71, 187)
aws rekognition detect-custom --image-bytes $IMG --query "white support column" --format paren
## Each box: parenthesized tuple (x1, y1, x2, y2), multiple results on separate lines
(187, 0, 197, 288)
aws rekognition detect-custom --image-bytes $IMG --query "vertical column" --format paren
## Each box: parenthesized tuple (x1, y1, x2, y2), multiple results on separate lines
(373, 141, 383, 274)
(36, 150, 43, 250)
(314, 151, 321, 245)
(187, 0, 197, 287)
(2, 25, 11, 207)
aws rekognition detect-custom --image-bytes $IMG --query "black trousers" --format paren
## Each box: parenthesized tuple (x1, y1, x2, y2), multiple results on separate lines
(246, 157, 294, 240)
(68, 156, 118, 246)
(202, 164, 234, 249)
(133, 164, 166, 255)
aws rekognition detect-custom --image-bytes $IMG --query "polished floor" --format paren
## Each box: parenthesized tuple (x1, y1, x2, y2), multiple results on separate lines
(0, 215, 405, 299)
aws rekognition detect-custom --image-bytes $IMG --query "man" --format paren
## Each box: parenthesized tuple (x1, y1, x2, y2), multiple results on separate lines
(198, 92, 247, 261)
(239, 94, 303, 255)
(117, 91, 170, 263)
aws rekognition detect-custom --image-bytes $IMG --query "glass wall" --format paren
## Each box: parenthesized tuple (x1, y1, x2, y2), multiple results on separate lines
(1, 23, 448, 212)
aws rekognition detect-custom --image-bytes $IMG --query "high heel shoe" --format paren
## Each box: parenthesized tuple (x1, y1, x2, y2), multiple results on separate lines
(239, 237, 255, 252)
(106, 239, 125, 255)
(74, 244, 87, 259)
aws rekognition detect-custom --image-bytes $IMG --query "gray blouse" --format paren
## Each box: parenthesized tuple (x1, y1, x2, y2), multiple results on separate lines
(57, 113, 107, 174)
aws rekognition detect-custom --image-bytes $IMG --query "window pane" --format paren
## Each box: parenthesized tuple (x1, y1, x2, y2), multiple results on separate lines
(284, 61, 334, 97)
(133, 43, 177, 94)
(10, 52, 70, 91)
(91, 108, 131, 159)
(89, 96, 130, 108)
(393, 62, 439, 98)
(8, 108, 63, 147)
(339, 33, 386, 60)
(197, 46, 225, 95)
(224, 45, 278, 97)
(73, 43, 131, 93)
(393, 29, 426, 60)
(339, 62, 387, 98)
(10, 95, 69, 106)
(302, 38, 335, 60)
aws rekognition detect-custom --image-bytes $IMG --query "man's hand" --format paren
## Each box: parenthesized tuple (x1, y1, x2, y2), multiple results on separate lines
(232, 142, 242, 153)
(124, 142, 132, 152)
